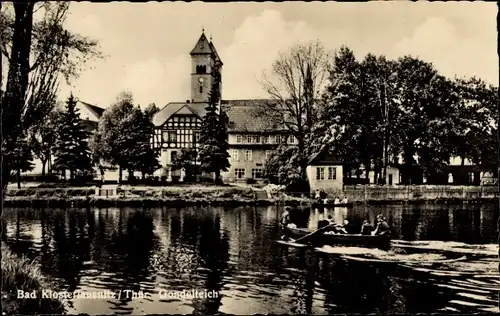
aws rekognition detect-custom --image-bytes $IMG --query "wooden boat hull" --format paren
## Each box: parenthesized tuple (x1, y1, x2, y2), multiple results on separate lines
(284, 226, 390, 249)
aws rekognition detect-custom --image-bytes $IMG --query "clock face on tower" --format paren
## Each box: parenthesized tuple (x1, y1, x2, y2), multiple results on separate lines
(198, 77, 204, 83)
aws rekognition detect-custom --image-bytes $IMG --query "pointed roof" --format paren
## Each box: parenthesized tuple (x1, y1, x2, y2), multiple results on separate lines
(190, 32, 215, 55)
(209, 40, 223, 65)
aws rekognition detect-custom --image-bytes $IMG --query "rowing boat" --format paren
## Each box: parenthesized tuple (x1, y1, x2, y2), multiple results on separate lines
(283, 226, 391, 249)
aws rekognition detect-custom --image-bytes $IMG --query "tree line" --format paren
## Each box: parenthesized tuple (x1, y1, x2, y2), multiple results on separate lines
(9, 81, 231, 185)
(263, 43, 498, 189)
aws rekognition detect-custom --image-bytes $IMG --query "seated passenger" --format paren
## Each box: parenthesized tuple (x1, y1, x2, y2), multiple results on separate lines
(327, 215, 334, 224)
(333, 222, 348, 234)
(317, 215, 330, 229)
(372, 214, 391, 236)
(361, 220, 374, 235)
(342, 219, 356, 234)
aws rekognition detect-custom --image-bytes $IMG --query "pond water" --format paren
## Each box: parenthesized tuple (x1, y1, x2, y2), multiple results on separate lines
(2, 204, 499, 314)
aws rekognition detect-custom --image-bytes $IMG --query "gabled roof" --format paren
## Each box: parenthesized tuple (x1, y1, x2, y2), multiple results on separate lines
(78, 101, 105, 119)
(153, 99, 292, 132)
(222, 99, 287, 133)
(308, 147, 343, 166)
(190, 32, 215, 55)
(153, 102, 208, 126)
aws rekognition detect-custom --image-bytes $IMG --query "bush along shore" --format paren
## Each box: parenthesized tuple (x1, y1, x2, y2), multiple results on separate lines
(1, 243, 66, 315)
(3, 185, 276, 208)
(3, 185, 498, 208)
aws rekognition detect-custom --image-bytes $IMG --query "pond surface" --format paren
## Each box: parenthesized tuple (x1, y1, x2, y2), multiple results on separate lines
(2, 204, 499, 314)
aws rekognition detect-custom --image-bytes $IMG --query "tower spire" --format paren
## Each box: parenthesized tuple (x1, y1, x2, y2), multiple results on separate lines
(202, 26, 205, 33)
(210, 34, 212, 42)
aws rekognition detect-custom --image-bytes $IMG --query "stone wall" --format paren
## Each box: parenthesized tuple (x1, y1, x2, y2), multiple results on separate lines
(343, 185, 499, 202)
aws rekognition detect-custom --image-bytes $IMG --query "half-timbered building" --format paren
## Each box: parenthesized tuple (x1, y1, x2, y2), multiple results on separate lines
(152, 31, 293, 182)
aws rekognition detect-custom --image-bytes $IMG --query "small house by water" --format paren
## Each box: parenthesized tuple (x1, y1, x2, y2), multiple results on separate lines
(306, 149, 343, 195)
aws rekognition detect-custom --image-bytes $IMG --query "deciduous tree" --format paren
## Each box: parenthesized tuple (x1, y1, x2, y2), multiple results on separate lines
(28, 107, 62, 177)
(1, 2, 101, 195)
(259, 41, 329, 190)
(90, 92, 160, 182)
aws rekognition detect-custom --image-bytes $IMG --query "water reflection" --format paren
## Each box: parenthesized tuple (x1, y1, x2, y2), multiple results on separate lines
(2, 204, 498, 314)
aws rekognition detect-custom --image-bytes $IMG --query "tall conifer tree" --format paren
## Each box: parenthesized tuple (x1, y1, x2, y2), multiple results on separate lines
(53, 94, 93, 180)
(198, 69, 230, 184)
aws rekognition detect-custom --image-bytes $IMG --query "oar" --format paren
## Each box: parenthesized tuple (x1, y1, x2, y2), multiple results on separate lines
(294, 222, 336, 243)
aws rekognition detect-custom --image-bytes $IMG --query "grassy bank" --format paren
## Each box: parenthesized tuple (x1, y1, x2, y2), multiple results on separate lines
(1, 243, 65, 314)
(4, 185, 272, 207)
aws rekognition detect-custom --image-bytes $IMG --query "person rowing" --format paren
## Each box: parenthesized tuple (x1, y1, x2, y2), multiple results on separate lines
(281, 206, 292, 227)
(280, 206, 292, 240)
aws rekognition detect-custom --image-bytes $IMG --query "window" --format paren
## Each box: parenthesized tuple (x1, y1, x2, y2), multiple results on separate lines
(263, 135, 269, 144)
(328, 167, 336, 180)
(169, 131, 177, 143)
(288, 135, 297, 144)
(245, 150, 252, 162)
(316, 167, 325, 180)
(171, 151, 177, 163)
(236, 135, 242, 143)
(254, 135, 261, 143)
(275, 135, 282, 144)
(252, 168, 263, 179)
(468, 172, 474, 183)
(199, 85, 203, 93)
(265, 150, 273, 160)
(231, 149, 239, 162)
(163, 116, 201, 148)
(246, 135, 253, 144)
(196, 65, 207, 74)
(235, 168, 245, 179)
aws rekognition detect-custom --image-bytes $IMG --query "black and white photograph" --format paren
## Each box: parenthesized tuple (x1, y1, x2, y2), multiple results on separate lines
(1, 1, 499, 315)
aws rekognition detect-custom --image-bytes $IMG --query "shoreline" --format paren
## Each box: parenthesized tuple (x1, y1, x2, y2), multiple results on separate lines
(3, 185, 498, 208)
(1, 242, 66, 315)
(3, 196, 498, 208)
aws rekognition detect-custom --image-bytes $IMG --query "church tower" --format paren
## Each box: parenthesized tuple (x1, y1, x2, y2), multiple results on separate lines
(190, 30, 223, 103)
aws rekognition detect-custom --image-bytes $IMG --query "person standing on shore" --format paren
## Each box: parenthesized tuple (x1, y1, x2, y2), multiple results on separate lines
(333, 196, 340, 205)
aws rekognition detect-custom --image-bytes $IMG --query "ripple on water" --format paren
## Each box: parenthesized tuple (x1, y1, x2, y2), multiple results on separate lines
(4, 206, 500, 315)
(456, 292, 497, 304)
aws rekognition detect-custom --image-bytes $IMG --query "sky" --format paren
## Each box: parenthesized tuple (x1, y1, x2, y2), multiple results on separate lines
(59, 2, 498, 109)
